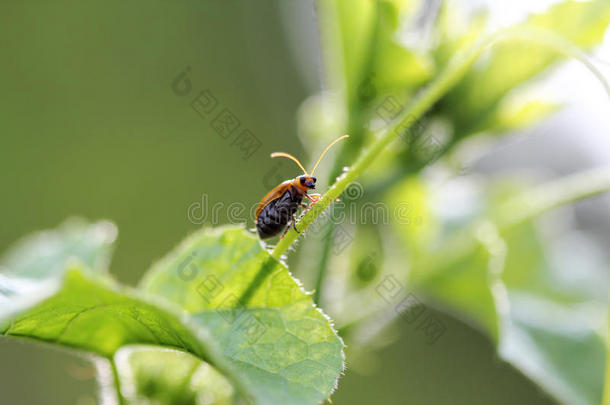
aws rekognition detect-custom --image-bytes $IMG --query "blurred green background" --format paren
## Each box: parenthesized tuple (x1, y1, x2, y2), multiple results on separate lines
(0, 1, 603, 404)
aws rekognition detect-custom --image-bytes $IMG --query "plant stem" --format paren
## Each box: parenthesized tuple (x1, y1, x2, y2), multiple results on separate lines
(110, 358, 126, 405)
(312, 226, 333, 304)
(311, 0, 381, 305)
(271, 27, 610, 262)
(272, 35, 492, 260)
(498, 168, 610, 229)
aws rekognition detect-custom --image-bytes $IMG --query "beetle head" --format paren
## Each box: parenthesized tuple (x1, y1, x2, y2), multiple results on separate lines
(298, 175, 316, 190)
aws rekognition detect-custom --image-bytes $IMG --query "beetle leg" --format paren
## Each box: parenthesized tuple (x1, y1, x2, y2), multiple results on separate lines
(305, 193, 322, 203)
(309, 194, 340, 203)
(292, 221, 301, 233)
(280, 217, 301, 240)
(291, 213, 301, 233)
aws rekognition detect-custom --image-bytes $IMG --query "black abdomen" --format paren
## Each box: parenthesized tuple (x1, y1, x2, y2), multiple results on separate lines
(257, 187, 302, 239)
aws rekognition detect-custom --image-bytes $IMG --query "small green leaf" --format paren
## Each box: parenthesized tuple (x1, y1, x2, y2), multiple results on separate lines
(141, 226, 345, 405)
(386, 176, 438, 259)
(0, 218, 117, 322)
(373, 39, 434, 95)
(0, 220, 208, 361)
(409, 224, 504, 341)
(433, 2, 488, 68)
(2, 218, 116, 278)
(387, 177, 501, 339)
(115, 346, 234, 405)
(485, 98, 560, 132)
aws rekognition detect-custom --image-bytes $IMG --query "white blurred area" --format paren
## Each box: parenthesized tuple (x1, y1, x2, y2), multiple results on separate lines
(462, 0, 610, 170)
(446, 0, 610, 300)
(448, 0, 610, 298)
(464, 0, 610, 256)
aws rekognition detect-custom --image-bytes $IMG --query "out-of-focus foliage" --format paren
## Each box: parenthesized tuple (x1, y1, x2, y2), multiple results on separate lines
(305, 0, 610, 404)
(438, 0, 610, 138)
(0, 219, 116, 321)
(403, 175, 607, 405)
(115, 346, 234, 405)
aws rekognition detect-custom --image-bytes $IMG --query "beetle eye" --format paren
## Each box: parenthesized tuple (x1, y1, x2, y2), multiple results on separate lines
(300, 177, 306, 185)
(312, 177, 317, 183)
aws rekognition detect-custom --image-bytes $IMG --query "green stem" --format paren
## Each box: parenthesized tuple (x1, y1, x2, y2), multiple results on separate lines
(312, 2, 381, 305)
(312, 110, 368, 305)
(312, 226, 333, 304)
(94, 356, 127, 405)
(272, 26, 610, 262)
(272, 34, 493, 260)
(498, 168, 610, 230)
(110, 358, 126, 405)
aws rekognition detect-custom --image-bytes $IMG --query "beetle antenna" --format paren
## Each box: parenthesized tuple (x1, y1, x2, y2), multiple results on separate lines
(270, 152, 308, 175)
(310, 135, 349, 176)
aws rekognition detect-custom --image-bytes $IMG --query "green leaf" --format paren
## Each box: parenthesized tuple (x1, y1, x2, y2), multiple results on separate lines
(1, 218, 116, 278)
(386, 173, 609, 404)
(500, 293, 606, 405)
(499, 219, 607, 405)
(0, 220, 209, 362)
(408, 223, 504, 341)
(387, 177, 502, 340)
(317, 0, 377, 105)
(372, 39, 434, 95)
(433, 2, 488, 68)
(1, 222, 345, 405)
(415, 177, 608, 404)
(140, 226, 345, 405)
(115, 346, 234, 405)
(1, 268, 208, 358)
(386, 176, 438, 259)
(0, 218, 117, 322)
(484, 98, 560, 133)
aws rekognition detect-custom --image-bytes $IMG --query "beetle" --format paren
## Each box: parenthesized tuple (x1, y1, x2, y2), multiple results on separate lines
(256, 135, 349, 239)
